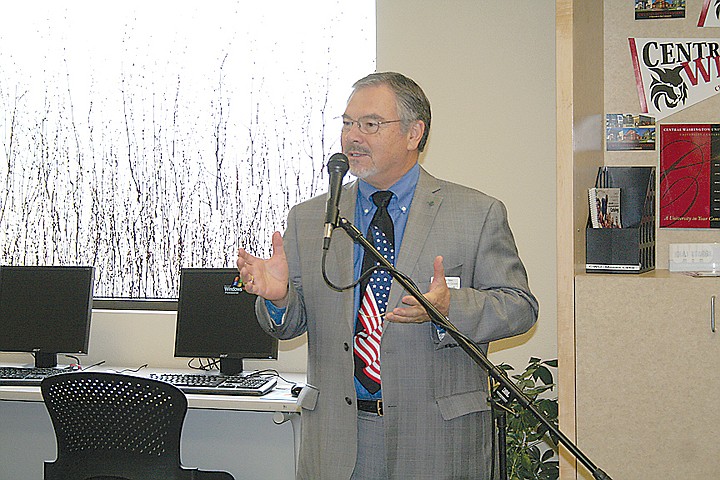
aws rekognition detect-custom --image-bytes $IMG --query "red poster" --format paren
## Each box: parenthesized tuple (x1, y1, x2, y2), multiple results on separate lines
(659, 124, 720, 228)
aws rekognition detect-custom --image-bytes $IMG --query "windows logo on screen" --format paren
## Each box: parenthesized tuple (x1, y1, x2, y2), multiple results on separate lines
(224, 275, 244, 295)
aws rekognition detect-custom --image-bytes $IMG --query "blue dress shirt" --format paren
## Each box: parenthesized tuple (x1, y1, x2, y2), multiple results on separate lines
(265, 163, 421, 401)
(352, 164, 419, 400)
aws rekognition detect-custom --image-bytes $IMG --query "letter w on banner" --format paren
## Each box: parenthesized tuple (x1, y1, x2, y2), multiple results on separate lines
(629, 38, 720, 121)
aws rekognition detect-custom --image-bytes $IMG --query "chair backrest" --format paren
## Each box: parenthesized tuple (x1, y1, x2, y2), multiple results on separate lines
(41, 372, 199, 480)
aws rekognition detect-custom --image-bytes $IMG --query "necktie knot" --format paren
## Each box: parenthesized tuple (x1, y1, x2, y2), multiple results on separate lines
(372, 190, 393, 209)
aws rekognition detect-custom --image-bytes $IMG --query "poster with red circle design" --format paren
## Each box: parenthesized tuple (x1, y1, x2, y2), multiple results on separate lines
(659, 124, 720, 228)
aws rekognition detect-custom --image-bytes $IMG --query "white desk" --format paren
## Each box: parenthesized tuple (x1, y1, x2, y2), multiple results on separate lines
(0, 368, 303, 480)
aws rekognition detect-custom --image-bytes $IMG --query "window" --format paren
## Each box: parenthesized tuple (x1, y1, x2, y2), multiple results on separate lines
(0, 1, 375, 303)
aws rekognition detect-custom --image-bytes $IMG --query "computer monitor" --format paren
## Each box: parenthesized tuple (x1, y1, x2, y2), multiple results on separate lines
(0, 265, 94, 368)
(174, 268, 278, 375)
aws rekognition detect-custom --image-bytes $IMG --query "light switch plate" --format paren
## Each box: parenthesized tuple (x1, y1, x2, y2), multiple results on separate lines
(669, 243, 720, 272)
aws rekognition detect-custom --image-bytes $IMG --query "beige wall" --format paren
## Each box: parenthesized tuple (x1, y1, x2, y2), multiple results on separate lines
(1, 1, 558, 374)
(378, 0, 558, 370)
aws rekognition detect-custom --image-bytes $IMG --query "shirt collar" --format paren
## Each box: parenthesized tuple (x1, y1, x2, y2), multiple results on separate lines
(357, 163, 420, 215)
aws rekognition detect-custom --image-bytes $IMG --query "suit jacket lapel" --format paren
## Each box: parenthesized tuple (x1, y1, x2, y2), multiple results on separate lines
(388, 168, 443, 310)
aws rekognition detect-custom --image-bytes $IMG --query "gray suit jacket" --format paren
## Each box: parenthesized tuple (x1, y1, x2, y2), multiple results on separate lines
(256, 167, 538, 479)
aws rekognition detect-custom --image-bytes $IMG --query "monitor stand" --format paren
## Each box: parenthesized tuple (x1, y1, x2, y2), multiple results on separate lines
(219, 357, 243, 376)
(34, 352, 58, 368)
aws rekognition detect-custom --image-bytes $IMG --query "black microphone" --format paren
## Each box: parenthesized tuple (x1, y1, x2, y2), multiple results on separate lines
(323, 153, 349, 250)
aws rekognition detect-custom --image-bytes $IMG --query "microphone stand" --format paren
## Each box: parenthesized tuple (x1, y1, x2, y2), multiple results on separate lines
(335, 216, 612, 480)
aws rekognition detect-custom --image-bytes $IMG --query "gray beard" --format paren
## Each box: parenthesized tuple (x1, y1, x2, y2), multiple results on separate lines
(349, 163, 376, 180)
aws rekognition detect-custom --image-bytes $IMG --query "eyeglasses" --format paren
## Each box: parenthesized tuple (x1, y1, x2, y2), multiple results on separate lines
(341, 116, 403, 135)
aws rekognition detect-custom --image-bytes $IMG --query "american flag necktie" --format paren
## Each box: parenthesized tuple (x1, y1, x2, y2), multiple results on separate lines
(354, 190, 394, 394)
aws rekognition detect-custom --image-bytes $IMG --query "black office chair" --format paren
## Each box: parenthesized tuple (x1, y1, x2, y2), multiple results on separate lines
(40, 372, 235, 480)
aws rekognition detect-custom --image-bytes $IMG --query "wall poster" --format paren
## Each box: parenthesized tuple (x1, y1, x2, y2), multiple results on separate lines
(659, 124, 720, 228)
(635, 1, 686, 21)
(606, 113, 656, 151)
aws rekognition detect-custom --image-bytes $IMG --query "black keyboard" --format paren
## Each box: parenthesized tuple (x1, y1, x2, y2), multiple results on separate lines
(0, 366, 70, 386)
(148, 372, 277, 396)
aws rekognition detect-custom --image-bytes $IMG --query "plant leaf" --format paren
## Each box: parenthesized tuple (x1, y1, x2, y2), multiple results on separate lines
(534, 365, 554, 385)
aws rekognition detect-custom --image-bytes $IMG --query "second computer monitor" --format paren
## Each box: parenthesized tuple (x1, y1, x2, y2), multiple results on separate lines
(0, 265, 94, 368)
(174, 268, 278, 375)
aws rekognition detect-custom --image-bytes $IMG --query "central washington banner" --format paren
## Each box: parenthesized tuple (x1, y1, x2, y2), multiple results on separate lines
(629, 38, 720, 120)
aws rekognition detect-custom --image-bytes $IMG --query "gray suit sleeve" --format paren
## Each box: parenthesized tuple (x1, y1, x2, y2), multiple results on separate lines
(254, 206, 309, 340)
(440, 198, 538, 346)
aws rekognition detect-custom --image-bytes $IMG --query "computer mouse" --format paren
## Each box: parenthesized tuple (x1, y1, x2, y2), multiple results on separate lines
(291, 383, 305, 397)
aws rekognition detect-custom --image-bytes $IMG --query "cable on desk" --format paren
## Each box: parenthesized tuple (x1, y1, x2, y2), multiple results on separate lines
(187, 358, 222, 372)
(109, 363, 147, 374)
(64, 355, 81, 365)
(249, 368, 294, 385)
(80, 360, 107, 371)
(184, 362, 297, 387)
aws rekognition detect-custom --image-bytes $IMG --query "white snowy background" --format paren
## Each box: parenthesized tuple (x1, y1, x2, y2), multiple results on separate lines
(0, 1, 375, 298)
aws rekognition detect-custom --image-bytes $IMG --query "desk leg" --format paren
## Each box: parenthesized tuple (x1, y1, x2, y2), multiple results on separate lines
(273, 411, 301, 472)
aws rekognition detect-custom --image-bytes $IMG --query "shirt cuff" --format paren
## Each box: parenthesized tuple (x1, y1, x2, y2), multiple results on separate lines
(436, 325, 446, 341)
(265, 299, 287, 326)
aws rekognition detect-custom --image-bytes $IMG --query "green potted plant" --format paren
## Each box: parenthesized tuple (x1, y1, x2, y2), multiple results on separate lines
(493, 357, 559, 480)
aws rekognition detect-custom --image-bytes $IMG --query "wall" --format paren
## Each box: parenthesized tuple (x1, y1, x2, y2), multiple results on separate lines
(555, 0, 606, 476)
(2, 1, 558, 375)
(377, 0, 558, 370)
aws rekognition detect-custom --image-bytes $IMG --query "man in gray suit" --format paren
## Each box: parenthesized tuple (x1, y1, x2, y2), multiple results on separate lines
(236, 72, 538, 479)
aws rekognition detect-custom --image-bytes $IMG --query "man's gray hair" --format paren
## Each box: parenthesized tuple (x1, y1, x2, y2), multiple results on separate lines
(352, 72, 432, 152)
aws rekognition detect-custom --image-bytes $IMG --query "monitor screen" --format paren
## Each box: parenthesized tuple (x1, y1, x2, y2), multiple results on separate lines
(174, 268, 278, 375)
(0, 265, 94, 367)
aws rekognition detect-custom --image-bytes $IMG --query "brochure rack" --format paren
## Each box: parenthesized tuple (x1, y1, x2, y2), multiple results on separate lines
(586, 166, 656, 273)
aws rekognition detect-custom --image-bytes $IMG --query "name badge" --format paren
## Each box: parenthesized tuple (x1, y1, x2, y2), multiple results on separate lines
(433, 276, 461, 289)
